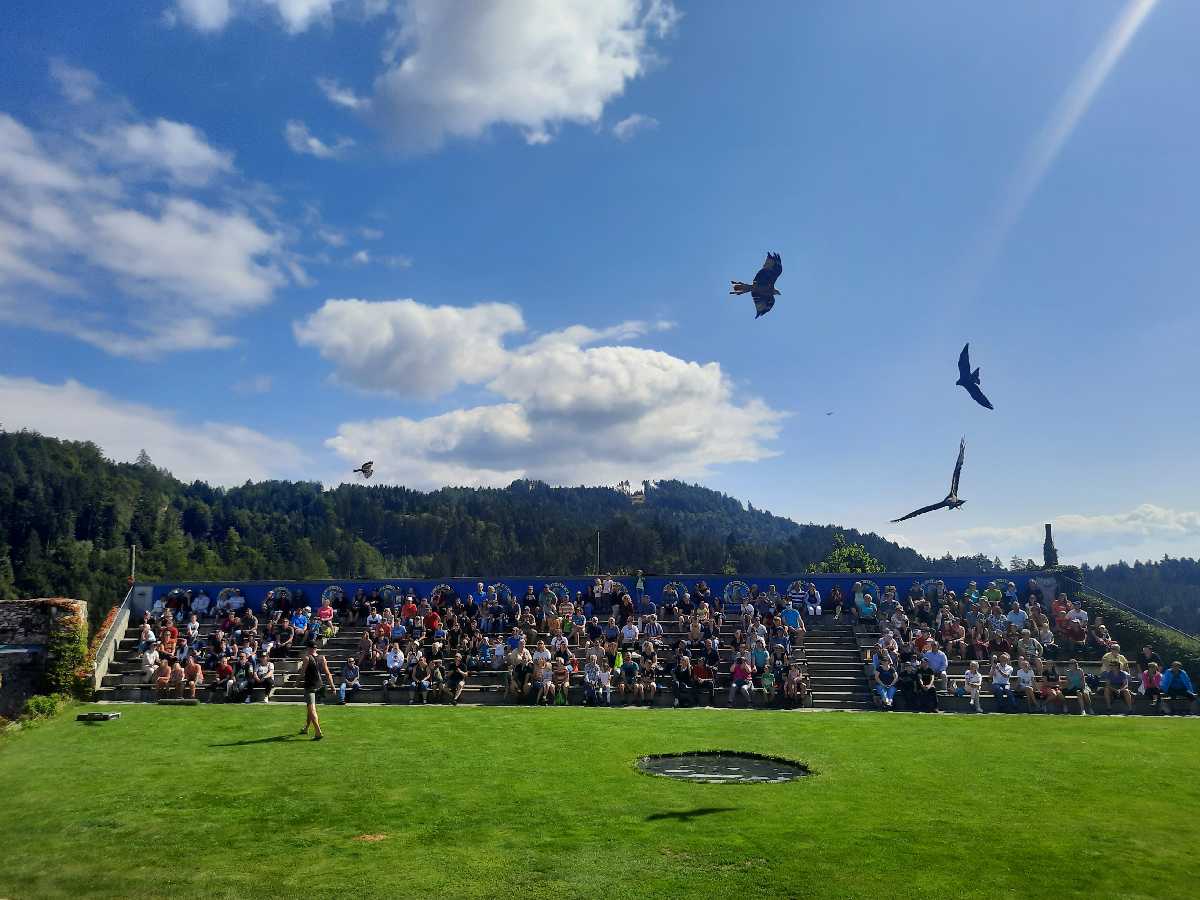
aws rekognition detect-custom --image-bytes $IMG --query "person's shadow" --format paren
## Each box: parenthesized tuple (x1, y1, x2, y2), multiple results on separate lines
(645, 807, 736, 822)
(209, 734, 297, 748)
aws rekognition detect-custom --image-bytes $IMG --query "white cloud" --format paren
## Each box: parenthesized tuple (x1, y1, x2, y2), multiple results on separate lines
(49, 58, 100, 104)
(307, 299, 780, 488)
(0, 375, 307, 485)
(173, 0, 345, 34)
(347, 248, 411, 268)
(366, 0, 679, 153)
(0, 67, 296, 357)
(358, 226, 383, 240)
(294, 298, 526, 399)
(612, 112, 658, 142)
(284, 119, 355, 159)
(908, 503, 1200, 565)
(89, 119, 235, 186)
(317, 76, 370, 111)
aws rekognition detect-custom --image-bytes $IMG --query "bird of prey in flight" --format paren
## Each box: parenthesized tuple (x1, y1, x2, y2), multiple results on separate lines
(891, 438, 968, 523)
(956, 343, 993, 410)
(730, 251, 782, 318)
(353, 461, 374, 479)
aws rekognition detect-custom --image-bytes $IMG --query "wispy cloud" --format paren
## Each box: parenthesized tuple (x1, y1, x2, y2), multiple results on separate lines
(284, 119, 355, 159)
(962, 0, 1156, 294)
(612, 113, 659, 142)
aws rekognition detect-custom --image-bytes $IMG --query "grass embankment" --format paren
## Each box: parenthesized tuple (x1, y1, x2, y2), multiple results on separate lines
(0, 705, 1196, 899)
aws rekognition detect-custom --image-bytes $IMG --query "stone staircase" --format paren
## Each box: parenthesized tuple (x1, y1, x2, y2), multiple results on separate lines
(802, 619, 874, 710)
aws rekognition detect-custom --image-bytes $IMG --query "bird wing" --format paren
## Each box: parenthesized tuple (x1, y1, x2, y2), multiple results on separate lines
(949, 438, 966, 497)
(752, 292, 776, 318)
(752, 252, 782, 288)
(958, 343, 971, 380)
(964, 381, 993, 410)
(891, 500, 947, 523)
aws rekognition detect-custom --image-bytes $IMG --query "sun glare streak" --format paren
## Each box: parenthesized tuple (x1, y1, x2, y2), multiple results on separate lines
(960, 0, 1157, 299)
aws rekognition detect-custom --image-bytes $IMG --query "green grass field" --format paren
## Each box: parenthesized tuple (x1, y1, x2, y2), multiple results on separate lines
(1, 705, 1197, 899)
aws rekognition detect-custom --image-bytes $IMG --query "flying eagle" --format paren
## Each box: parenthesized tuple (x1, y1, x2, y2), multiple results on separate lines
(353, 461, 374, 479)
(891, 438, 967, 523)
(730, 251, 782, 318)
(956, 343, 993, 410)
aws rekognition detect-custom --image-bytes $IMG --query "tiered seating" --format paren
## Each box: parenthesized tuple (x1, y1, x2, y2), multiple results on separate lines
(96, 614, 811, 709)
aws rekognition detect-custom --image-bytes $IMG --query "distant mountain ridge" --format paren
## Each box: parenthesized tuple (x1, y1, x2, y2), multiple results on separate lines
(0, 430, 1006, 626)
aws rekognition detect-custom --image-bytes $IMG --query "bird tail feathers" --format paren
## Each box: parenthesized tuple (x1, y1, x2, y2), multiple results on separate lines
(730, 281, 752, 295)
(971, 366, 980, 381)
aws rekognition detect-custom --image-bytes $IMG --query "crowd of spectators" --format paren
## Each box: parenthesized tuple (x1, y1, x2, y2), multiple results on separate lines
(137, 577, 818, 709)
(136, 576, 1194, 715)
(863, 578, 1197, 715)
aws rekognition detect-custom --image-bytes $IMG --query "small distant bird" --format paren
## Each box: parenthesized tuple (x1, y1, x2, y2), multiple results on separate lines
(956, 343, 993, 410)
(353, 461, 374, 479)
(891, 438, 967, 523)
(825, 411, 834, 416)
(730, 251, 782, 318)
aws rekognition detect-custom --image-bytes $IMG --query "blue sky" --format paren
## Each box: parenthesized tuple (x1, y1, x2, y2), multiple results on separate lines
(1, 0, 1196, 566)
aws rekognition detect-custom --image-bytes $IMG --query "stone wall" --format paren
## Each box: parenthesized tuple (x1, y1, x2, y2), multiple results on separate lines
(0, 598, 87, 718)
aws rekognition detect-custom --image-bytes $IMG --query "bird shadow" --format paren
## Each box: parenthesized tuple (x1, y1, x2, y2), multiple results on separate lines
(645, 807, 737, 823)
(209, 734, 298, 748)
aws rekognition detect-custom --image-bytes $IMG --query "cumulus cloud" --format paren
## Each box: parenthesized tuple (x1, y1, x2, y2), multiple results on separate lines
(0, 66, 295, 358)
(612, 112, 658, 142)
(305, 298, 780, 487)
(0, 375, 307, 485)
(284, 119, 355, 159)
(173, 0, 345, 34)
(49, 58, 100, 104)
(364, 0, 679, 153)
(910, 504, 1200, 565)
(294, 298, 526, 399)
(88, 119, 235, 186)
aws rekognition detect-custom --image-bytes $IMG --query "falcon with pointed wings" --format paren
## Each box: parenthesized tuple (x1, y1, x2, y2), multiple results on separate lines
(730, 251, 782, 318)
(891, 438, 968, 523)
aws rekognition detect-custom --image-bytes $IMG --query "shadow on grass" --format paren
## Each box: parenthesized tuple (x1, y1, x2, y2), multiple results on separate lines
(210, 734, 299, 748)
(645, 807, 737, 822)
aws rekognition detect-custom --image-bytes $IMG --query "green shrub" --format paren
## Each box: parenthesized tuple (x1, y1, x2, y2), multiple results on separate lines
(22, 693, 69, 721)
(43, 600, 89, 697)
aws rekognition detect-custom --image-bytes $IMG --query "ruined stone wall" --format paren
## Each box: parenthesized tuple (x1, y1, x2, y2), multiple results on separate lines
(0, 598, 88, 717)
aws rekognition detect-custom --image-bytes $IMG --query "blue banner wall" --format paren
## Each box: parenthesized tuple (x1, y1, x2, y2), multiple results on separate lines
(143, 572, 1033, 614)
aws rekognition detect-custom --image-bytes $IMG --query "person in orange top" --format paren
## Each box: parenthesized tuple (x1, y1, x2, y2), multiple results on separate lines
(424, 609, 442, 631)
(401, 597, 419, 624)
(1051, 592, 1071, 629)
(181, 657, 204, 699)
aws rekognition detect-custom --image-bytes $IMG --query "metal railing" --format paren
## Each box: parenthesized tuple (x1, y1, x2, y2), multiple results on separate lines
(1060, 575, 1199, 641)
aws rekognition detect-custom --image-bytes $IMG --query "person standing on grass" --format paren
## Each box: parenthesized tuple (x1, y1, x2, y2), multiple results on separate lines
(299, 640, 335, 741)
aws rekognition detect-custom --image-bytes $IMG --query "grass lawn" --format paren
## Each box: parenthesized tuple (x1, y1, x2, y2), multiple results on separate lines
(1, 705, 1197, 899)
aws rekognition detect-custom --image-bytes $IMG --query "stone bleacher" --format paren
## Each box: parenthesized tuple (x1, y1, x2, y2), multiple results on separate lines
(96, 614, 836, 708)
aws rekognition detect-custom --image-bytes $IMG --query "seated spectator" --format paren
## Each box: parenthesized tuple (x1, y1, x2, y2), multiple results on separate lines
(943, 618, 967, 660)
(915, 659, 939, 712)
(181, 656, 204, 699)
(410, 656, 432, 705)
(783, 664, 808, 708)
(1102, 662, 1134, 713)
(1160, 662, 1196, 714)
(728, 655, 753, 706)
(595, 658, 614, 706)
(1063, 601, 1089, 648)
(1036, 622, 1059, 660)
(1037, 664, 1063, 713)
(226, 589, 246, 614)
(990, 654, 1017, 712)
(141, 643, 162, 682)
(855, 592, 878, 623)
(963, 660, 983, 712)
(618, 653, 642, 704)
(507, 642, 533, 702)
(248, 651, 275, 703)
(1136, 645, 1162, 676)
(1062, 659, 1093, 715)
(551, 657, 570, 706)
(1014, 657, 1038, 712)
(691, 655, 716, 706)
(672, 655, 697, 707)
(316, 598, 335, 628)
(191, 590, 211, 618)
(828, 585, 847, 622)
(151, 658, 173, 695)
(165, 660, 185, 697)
(338, 658, 362, 704)
(922, 642, 949, 693)
(1099, 644, 1129, 674)
(443, 653, 468, 706)
(874, 658, 898, 709)
(385, 643, 406, 688)
(1141, 662, 1163, 713)
(1015, 630, 1044, 674)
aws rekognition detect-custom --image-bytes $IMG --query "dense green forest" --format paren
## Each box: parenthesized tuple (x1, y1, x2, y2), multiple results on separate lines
(1, 430, 1194, 634)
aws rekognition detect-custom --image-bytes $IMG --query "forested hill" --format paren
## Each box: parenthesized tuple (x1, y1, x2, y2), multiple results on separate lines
(0, 430, 1009, 622)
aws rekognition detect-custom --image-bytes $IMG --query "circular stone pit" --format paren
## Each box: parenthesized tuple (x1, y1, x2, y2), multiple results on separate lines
(637, 752, 811, 784)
